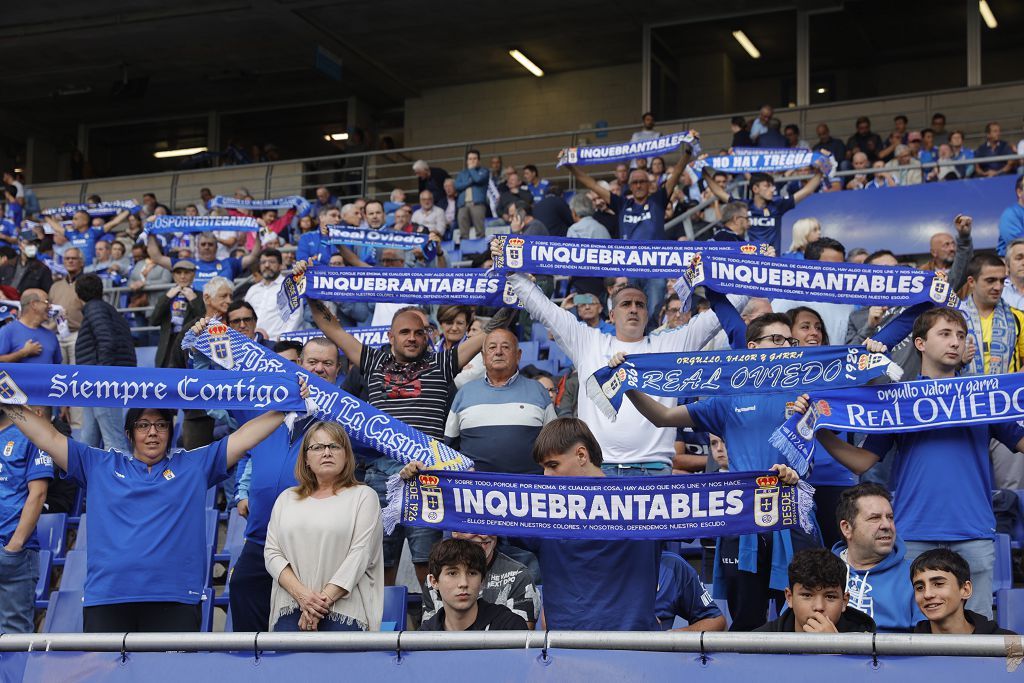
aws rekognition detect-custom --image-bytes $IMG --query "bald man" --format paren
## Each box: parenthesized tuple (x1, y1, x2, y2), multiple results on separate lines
(0, 288, 62, 365)
(922, 232, 956, 274)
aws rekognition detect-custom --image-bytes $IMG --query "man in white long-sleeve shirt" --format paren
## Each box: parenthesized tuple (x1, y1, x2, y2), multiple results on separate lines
(499, 245, 727, 474)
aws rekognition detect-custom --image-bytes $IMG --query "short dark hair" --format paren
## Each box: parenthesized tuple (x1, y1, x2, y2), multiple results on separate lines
(532, 417, 603, 466)
(364, 199, 384, 213)
(1017, 176, 1024, 193)
(226, 300, 257, 321)
(731, 116, 747, 128)
(910, 548, 971, 587)
(784, 124, 800, 135)
(932, 113, 946, 122)
(466, 149, 481, 160)
(124, 408, 176, 450)
(967, 253, 1006, 281)
(261, 248, 283, 264)
(273, 340, 303, 356)
(749, 172, 773, 188)
(746, 312, 792, 344)
(74, 274, 104, 302)
(894, 115, 908, 124)
(921, 128, 935, 137)
(428, 538, 487, 579)
(856, 116, 870, 127)
(523, 164, 538, 175)
(911, 307, 968, 346)
(642, 111, 654, 119)
(865, 249, 897, 264)
(0, 246, 15, 261)
(787, 306, 830, 345)
(788, 548, 847, 591)
(836, 482, 892, 528)
(805, 237, 846, 261)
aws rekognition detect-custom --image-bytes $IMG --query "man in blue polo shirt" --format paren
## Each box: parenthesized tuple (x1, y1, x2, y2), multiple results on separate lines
(148, 231, 262, 287)
(705, 169, 823, 256)
(566, 135, 698, 314)
(974, 122, 1016, 177)
(521, 165, 550, 203)
(798, 307, 1024, 619)
(45, 208, 130, 265)
(0, 409, 51, 633)
(997, 176, 1024, 256)
(0, 289, 62, 366)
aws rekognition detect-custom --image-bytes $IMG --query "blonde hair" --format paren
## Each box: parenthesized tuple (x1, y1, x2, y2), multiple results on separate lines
(294, 422, 358, 498)
(789, 217, 821, 253)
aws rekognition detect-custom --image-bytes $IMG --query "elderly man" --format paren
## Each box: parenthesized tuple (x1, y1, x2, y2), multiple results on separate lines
(711, 202, 752, 242)
(884, 145, 922, 186)
(844, 152, 873, 190)
(750, 104, 773, 142)
(412, 189, 448, 236)
(498, 171, 533, 214)
(445, 328, 556, 474)
(244, 248, 301, 340)
(311, 186, 339, 215)
(413, 159, 450, 209)
(921, 232, 957, 275)
(0, 289, 61, 365)
(566, 194, 611, 240)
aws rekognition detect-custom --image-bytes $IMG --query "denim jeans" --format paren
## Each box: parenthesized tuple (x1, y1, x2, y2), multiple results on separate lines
(904, 538, 995, 618)
(81, 406, 128, 452)
(0, 547, 39, 634)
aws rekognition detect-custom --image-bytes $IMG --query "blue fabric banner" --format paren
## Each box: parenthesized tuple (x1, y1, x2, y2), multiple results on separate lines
(148, 215, 260, 234)
(556, 131, 699, 167)
(680, 251, 959, 309)
(383, 469, 814, 540)
(585, 345, 903, 420)
(208, 195, 311, 217)
(278, 326, 390, 348)
(490, 234, 764, 278)
(277, 266, 517, 316)
(42, 200, 140, 218)
(0, 361, 306, 411)
(319, 225, 437, 261)
(769, 372, 1024, 475)
(698, 148, 832, 174)
(182, 320, 474, 470)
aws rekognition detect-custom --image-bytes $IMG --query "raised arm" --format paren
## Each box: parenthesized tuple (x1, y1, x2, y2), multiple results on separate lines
(225, 408, 291, 469)
(239, 230, 264, 270)
(147, 234, 173, 271)
(792, 170, 824, 204)
(566, 165, 611, 205)
(705, 289, 746, 350)
(662, 138, 696, 196)
(623, 389, 695, 428)
(792, 394, 879, 474)
(702, 169, 731, 204)
(45, 215, 69, 244)
(101, 209, 130, 232)
(1, 404, 69, 471)
(947, 214, 974, 291)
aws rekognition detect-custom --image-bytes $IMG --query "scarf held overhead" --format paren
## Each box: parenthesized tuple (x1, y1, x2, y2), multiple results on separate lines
(181, 320, 474, 470)
(279, 326, 390, 348)
(586, 345, 903, 420)
(697, 148, 833, 174)
(42, 200, 140, 218)
(679, 252, 959, 309)
(0, 362, 307, 411)
(208, 195, 311, 217)
(769, 372, 1024, 475)
(277, 267, 518, 317)
(489, 234, 765, 278)
(319, 225, 437, 261)
(556, 131, 699, 168)
(148, 215, 260, 234)
(383, 469, 814, 541)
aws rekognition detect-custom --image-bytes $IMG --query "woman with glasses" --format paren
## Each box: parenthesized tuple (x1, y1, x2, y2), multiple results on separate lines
(264, 421, 383, 631)
(0, 377, 307, 633)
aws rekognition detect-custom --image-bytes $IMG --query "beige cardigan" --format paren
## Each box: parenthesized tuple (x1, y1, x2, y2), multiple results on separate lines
(264, 484, 384, 631)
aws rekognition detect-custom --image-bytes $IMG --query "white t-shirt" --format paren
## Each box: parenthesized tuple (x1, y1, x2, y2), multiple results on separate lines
(244, 274, 303, 340)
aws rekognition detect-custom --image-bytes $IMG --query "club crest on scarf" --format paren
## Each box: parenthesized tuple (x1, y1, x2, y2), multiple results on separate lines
(0, 371, 28, 405)
(418, 474, 445, 524)
(207, 322, 234, 369)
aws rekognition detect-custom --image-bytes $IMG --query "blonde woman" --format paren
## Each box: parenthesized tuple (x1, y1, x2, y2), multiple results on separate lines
(785, 218, 821, 259)
(265, 422, 384, 631)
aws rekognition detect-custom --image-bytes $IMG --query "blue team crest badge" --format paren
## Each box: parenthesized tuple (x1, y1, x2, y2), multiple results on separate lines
(418, 474, 445, 524)
(207, 322, 234, 369)
(753, 475, 780, 527)
(0, 371, 28, 405)
(3, 441, 13, 457)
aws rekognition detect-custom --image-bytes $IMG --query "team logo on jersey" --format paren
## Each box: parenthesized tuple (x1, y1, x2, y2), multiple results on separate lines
(418, 474, 444, 524)
(215, 263, 223, 270)
(2, 441, 13, 457)
(163, 469, 175, 481)
(754, 475, 780, 528)
(505, 237, 525, 269)
(0, 371, 28, 405)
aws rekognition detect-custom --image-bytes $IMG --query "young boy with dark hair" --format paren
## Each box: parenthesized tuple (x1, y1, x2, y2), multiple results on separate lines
(419, 538, 528, 632)
(911, 548, 1016, 635)
(755, 548, 876, 633)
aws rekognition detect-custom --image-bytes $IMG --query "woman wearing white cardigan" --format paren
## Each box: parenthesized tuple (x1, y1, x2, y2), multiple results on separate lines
(264, 422, 384, 631)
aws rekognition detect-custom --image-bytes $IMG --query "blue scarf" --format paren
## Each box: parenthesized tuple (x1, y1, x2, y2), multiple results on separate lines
(679, 251, 959, 309)
(490, 234, 763, 278)
(319, 225, 437, 261)
(586, 345, 903, 420)
(279, 326, 390, 348)
(556, 131, 700, 167)
(769, 372, 1024, 475)
(208, 195, 311, 217)
(961, 297, 1018, 376)
(383, 469, 814, 541)
(182, 320, 474, 470)
(277, 266, 516, 317)
(696, 148, 832, 174)
(0, 362, 307, 411)
(42, 200, 140, 218)
(148, 215, 260, 234)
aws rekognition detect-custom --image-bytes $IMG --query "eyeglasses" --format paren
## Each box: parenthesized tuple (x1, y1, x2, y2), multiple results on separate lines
(134, 420, 171, 432)
(228, 316, 256, 326)
(753, 334, 800, 347)
(308, 443, 344, 453)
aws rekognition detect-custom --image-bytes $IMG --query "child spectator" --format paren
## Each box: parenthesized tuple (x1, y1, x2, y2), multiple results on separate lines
(911, 549, 1016, 635)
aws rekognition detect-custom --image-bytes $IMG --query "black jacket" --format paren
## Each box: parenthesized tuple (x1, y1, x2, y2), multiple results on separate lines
(754, 606, 876, 633)
(149, 290, 205, 369)
(1, 258, 53, 294)
(76, 299, 136, 366)
(913, 610, 1017, 635)
(418, 600, 528, 631)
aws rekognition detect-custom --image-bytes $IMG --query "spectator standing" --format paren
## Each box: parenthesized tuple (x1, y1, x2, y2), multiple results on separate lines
(45, 209, 129, 265)
(730, 116, 754, 148)
(710, 201, 752, 242)
(149, 261, 204, 369)
(0, 288, 61, 365)
(785, 217, 821, 258)
(244, 248, 301, 341)
(948, 130, 976, 178)
(48, 246, 85, 427)
(413, 160, 450, 209)
(311, 187, 340, 216)
(148, 231, 262, 288)
(530, 186, 573, 237)
(1, 232, 52, 293)
(75, 274, 136, 452)
(521, 165, 550, 203)
(566, 193, 611, 240)
(1002, 238, 1024, 310)
(750, 105, 773, 142)
(931, 113, 950, 145)
(774, 238, 855, 346)
(975, 122, 1016, 177)
(784, 124, 810, 150)
(846, 117, 885, 162)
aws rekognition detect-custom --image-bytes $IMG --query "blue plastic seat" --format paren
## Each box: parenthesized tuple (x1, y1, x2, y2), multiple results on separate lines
(206, 486, 217, 510)
(35, 513, 67, 560)
(994, 534, 1012, 593)
(201, 588, 215, 632)
(35, 550, 52, 609)
(1011, 490, 1024, 550)
(528, 359, 558, 375)
(60, 550, 88, 592)
(519, 341, 539, 365)
(459, 237, 489, 255)
(547, 345, 572, 370)
(532, 323, 551, 350)
(43, 590, 84, 633)
(135, 346, 158, 368)
(71, 514, 87, 552)
(382, 585, 407, 631)
(214, 509, 246, 563)
(996, 588, 1024, 633)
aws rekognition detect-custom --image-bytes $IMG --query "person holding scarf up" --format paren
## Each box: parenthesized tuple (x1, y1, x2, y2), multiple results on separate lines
(0, 362, 309, 633)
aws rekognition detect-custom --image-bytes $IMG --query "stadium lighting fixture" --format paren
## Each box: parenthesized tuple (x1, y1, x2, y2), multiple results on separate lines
(979, 1, 998, 29)
(732, 30, 761, 59)
(153, 147, 208, 159)
(816, 87, 827, 94)
(509, 49, 544, 77)
(323, 132, 350, 141)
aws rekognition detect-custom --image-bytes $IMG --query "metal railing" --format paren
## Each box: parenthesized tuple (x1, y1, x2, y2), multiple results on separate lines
(0, 631, 1019, 658)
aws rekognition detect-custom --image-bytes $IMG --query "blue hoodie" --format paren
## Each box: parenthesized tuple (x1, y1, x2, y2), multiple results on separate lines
(831, 536, 921, 633)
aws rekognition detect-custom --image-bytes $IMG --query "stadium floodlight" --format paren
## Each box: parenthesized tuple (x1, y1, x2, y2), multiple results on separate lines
(509, 49, 544, 77)
(816, 87, 827, 94)
(732, 30, 761, 59)
(323, 133, 350, 141)
(153, 147, 208, 159)
(979, 0, 998, 29)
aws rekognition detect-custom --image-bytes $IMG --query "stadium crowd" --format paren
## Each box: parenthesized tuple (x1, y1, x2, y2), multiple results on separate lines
(1, 106, 1024, 638)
